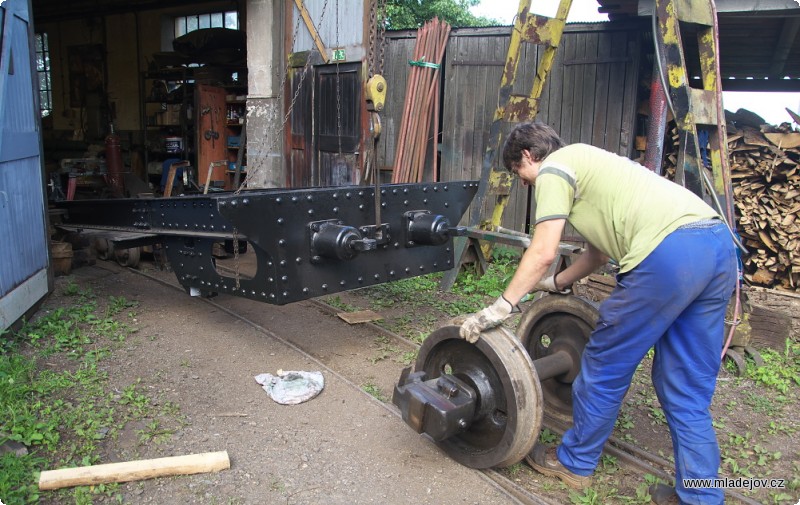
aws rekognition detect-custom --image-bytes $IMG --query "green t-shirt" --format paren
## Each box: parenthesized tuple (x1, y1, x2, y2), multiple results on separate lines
(534, 144, 720, 273)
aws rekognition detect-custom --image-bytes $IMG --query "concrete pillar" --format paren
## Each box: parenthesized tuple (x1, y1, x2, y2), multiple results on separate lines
(246, 0, 285, 188)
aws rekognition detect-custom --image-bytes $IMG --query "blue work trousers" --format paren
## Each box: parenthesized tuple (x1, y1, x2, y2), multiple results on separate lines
(558, 223, 737, 505)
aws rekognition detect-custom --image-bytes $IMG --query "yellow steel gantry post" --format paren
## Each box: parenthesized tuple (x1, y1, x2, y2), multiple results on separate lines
(442, 0, 573, 290)
(653, 0, 733, 217)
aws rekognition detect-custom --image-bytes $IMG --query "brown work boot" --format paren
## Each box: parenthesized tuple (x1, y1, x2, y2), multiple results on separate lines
(525, 443, 593, 489)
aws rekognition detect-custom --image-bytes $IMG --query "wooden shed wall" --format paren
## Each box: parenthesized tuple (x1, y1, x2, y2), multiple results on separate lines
(379, 21, 644, 233)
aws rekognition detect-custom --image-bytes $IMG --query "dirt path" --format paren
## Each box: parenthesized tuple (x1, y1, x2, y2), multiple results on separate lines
(54, 263, 516, 505)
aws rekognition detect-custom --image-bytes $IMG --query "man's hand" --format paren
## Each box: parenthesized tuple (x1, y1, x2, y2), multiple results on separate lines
(534, 274, 571, 294)
(459, 296, 517, 343)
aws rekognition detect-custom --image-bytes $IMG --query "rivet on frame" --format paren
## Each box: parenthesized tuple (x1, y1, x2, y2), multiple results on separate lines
(322, 284, 328, 290)
(296, 257, 302, 264)
(405, 267, 410, 273)
(374, 274, 380, 280)
(419, 265, 425, 270)
(332, 193, 338, 200)
(278, 239, 286, 247)
(291, 196, 298, 202)
(346, 192, 352, 199)
(308, 209, 314, 215)
(282, 276, 288, 282)
(423, 199, 428, 204)
(443, 185, 448, 191)
(282, 291, 288, 297)
(340, 280, 346, 286)
(433, 262, 438, 268)
(389, 271, 395, 277)
(276, 197, 282, 204)
(261, 292, 267, 297)
(243, 198, 250, 206)
(303, 287, 309, 293)
(270, 293, 276, 299)
(280, 260, 287, 267)
(403, 200, 409, 206)
(444, 202, 449, 207)
(358, 191, 364, 197)
(307, 195, 313, 202)
(333, 207, 339, 213)
(277, 217, 284, 224)
(358, 277, 364, 283)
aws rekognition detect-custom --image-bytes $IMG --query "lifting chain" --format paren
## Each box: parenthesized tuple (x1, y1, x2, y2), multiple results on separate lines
(367, 0, 388, 77)
(230, 0, 332, 289)
(336, 0, 343, 156)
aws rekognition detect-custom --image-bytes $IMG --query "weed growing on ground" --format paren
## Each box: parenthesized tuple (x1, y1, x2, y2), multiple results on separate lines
(361, 381, 388, 402)
(0, 285, 177, 505)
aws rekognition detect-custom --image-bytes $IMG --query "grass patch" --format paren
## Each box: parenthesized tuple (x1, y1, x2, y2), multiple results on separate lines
(0, 286, 177, 505)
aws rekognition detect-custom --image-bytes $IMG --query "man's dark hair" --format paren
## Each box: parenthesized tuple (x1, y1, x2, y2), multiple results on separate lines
(501, 123, 565, 171)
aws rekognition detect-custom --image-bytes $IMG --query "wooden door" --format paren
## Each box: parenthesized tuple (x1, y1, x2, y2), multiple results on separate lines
(196, 84, 227, 188)
(314, 62, 361, 186)
(0, 0, 51, 329)
(286, 65, 313, 187)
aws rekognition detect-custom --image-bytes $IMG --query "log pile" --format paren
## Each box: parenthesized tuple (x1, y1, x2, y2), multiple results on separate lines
(659, 116, 800, 291)
(729, 126, 800, 290)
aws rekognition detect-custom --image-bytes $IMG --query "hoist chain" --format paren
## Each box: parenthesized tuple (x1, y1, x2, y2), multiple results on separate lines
(335, 0, 343, 156)
(376, 0, 387, 75)
(235, 0, 330, 195)
(230, 0, 331, 289)
(367, 0, 388, 77)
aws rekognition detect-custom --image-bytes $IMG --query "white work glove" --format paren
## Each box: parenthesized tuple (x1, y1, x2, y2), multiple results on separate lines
(459, 296, 518, 343)
(534, 274, 571, 294)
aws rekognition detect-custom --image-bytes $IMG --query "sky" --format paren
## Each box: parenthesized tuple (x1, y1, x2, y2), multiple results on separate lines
(471, 0, 800, 126)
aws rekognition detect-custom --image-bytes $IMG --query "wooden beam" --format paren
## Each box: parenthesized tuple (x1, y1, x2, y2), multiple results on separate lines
(293, 0, 330, 63)
(38, 451, 230, 490)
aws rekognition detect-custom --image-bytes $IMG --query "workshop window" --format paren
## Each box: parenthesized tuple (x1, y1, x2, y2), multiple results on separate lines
(174, 11, 239, 38)
(35, 32, 52, 118)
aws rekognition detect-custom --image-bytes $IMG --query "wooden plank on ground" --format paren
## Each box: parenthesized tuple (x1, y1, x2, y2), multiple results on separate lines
(38, 451, 230, 490)
(337, 310, 383, 324)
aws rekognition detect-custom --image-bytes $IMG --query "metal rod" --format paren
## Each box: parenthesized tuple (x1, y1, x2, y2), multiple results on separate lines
(532, 351, 573, 381)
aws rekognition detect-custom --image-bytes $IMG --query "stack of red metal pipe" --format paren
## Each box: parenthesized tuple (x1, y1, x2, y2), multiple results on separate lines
(392, 18, 451, 183)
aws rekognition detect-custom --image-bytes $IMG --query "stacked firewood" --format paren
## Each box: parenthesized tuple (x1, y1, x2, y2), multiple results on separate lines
(660, 118, 800, 291)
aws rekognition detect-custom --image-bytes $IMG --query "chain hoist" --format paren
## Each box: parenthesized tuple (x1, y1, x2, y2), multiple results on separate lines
(231, 0, 332, 289)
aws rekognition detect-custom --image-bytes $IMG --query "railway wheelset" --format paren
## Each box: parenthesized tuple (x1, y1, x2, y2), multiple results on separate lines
(393, 294, 598, 469)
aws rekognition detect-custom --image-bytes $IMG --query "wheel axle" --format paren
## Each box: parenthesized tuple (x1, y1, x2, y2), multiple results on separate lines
(393, 294, 599, 468)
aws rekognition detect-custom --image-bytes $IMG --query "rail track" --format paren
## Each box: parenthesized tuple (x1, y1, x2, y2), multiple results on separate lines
(131, 265, 761, 505)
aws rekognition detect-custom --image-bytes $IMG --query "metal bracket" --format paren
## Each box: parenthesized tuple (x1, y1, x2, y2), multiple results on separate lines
(392, 367, 476, 442)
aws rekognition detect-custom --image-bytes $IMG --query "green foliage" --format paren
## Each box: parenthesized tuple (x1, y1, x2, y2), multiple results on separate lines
(384, 0, 499, 29)
(453, 247, 519, 300)
(746, 339, 800, 394)
(0, 452, 43, 504)
(0, 287, 176, 505)
(361, 381, 388, 402)
(569, 487, 601, 505)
